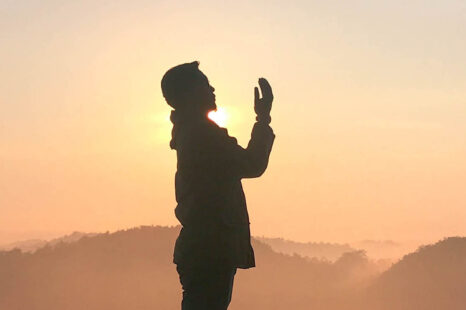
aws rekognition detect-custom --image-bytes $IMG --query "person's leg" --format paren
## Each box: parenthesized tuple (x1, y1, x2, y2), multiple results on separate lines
(177, 265, 207, 310)
(177, 265, 237, 310)
(224, 268, 237, 307)
(205, 267, 236, 309)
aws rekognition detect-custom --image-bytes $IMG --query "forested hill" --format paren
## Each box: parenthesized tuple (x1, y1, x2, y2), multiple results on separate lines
(256, 236, 355, 261)
(368, 236, 466, 310)
(0, 226, 465, 310)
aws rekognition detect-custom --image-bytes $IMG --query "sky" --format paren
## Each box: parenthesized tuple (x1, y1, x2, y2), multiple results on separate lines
(1, 0, 466, 245)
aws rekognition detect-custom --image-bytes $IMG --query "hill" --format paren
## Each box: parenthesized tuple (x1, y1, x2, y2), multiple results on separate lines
(0, 226, 382, 310)
(351, 239, 418, 261)
(368, 237, 466, 310)
(0, 231, 95, 253)
(256, 236, 355, 261)
(0, 226, 464, 310)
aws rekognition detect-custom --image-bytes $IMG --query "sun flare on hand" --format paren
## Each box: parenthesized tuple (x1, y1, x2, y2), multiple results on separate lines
(208, 107, 228, 127)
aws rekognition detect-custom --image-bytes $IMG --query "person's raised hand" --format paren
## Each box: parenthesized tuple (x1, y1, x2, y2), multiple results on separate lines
(254, 78, 273, 123)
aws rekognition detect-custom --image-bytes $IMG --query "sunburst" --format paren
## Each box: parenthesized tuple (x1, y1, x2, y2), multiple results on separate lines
(208, 107, 228, 127)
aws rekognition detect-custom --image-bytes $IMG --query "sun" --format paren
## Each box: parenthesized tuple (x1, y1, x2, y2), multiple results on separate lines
(208, 107, 228, 127)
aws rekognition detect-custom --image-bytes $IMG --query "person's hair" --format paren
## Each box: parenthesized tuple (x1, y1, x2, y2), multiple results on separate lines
(161, 61, 200, 109)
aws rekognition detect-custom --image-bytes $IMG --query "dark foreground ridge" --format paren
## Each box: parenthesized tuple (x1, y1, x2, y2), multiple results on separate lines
(1, 226, 465, 310)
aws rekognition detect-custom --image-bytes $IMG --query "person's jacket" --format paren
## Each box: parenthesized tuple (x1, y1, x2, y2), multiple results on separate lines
(170, 114, 275, 269)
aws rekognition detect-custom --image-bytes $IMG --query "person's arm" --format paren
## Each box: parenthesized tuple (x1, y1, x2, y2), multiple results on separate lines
(177, 78, 275, 181)
(207, 77, 275, 179)
(235, 123, 275, 178)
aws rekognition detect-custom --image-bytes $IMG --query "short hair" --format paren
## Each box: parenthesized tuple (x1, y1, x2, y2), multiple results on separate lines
(161, 61, 200, 109)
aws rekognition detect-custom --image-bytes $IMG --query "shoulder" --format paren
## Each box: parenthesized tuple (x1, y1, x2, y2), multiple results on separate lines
(207, 121, 239, 146)
(177, 119, 238, 151)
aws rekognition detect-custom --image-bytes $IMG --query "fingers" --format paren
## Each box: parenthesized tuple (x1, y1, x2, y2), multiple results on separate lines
(254, 86, 260, 103)
(258, 78, 273, 101)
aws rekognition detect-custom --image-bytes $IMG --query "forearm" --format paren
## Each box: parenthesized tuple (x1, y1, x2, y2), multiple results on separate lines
(241, 121, 275, 178)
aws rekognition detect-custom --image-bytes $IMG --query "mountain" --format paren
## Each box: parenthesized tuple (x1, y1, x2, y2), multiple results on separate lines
(351, 239, 418, 260)
(368, 237, 466, 310)
(256, 237, 415, 262)
(0, 226, 181, 310)
(0, 238, 47, 253)
(256, 236, 355, 261)
(0, 226, 464, 310)
(0, 231, 96, 253)
(0, 226, 383, 310)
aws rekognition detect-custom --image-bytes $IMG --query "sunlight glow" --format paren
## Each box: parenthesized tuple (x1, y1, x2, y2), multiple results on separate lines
(208, 107, 228, 127)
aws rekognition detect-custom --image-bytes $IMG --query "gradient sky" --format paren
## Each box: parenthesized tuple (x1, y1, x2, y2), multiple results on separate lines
(1, 0, 466, 245)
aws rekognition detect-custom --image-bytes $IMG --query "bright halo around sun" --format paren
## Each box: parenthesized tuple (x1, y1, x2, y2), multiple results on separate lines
(208, 107, 228, 127)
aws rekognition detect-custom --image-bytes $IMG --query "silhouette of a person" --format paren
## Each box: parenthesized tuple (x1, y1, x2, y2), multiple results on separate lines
(161, 61, 275, 310)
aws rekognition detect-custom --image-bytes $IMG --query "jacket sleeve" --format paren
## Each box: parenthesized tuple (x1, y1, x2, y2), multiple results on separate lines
(211, 121, 275, 179)
(176, 121, 275, 181)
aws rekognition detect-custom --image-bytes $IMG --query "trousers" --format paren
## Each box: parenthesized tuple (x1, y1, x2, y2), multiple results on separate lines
(176, 264, 237, 310)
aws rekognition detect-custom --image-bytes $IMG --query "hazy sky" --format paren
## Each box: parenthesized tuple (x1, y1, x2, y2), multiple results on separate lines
(1, 0, 466, 245)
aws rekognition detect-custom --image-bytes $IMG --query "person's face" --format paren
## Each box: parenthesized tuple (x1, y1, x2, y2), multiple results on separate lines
(193, 71, 216, 112)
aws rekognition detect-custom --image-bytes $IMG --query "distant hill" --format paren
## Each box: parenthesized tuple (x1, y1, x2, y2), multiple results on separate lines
(0, 226, 181, 310)
(368, 237, 466, 310)
(0, 238, 47, 253)
(256, 237, 415, 262)
(0, 226, 383, 310)
(0, 226, 464, 310)
(0, 231, 96, 253)
(256, 236, 355, 261)
(351, 239, 418, 260)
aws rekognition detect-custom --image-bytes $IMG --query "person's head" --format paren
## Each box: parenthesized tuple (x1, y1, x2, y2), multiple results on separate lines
(161, 61, 216, 116)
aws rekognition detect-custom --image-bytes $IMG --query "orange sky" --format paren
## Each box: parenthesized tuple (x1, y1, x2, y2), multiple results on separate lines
(1, 1, 466, 245)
